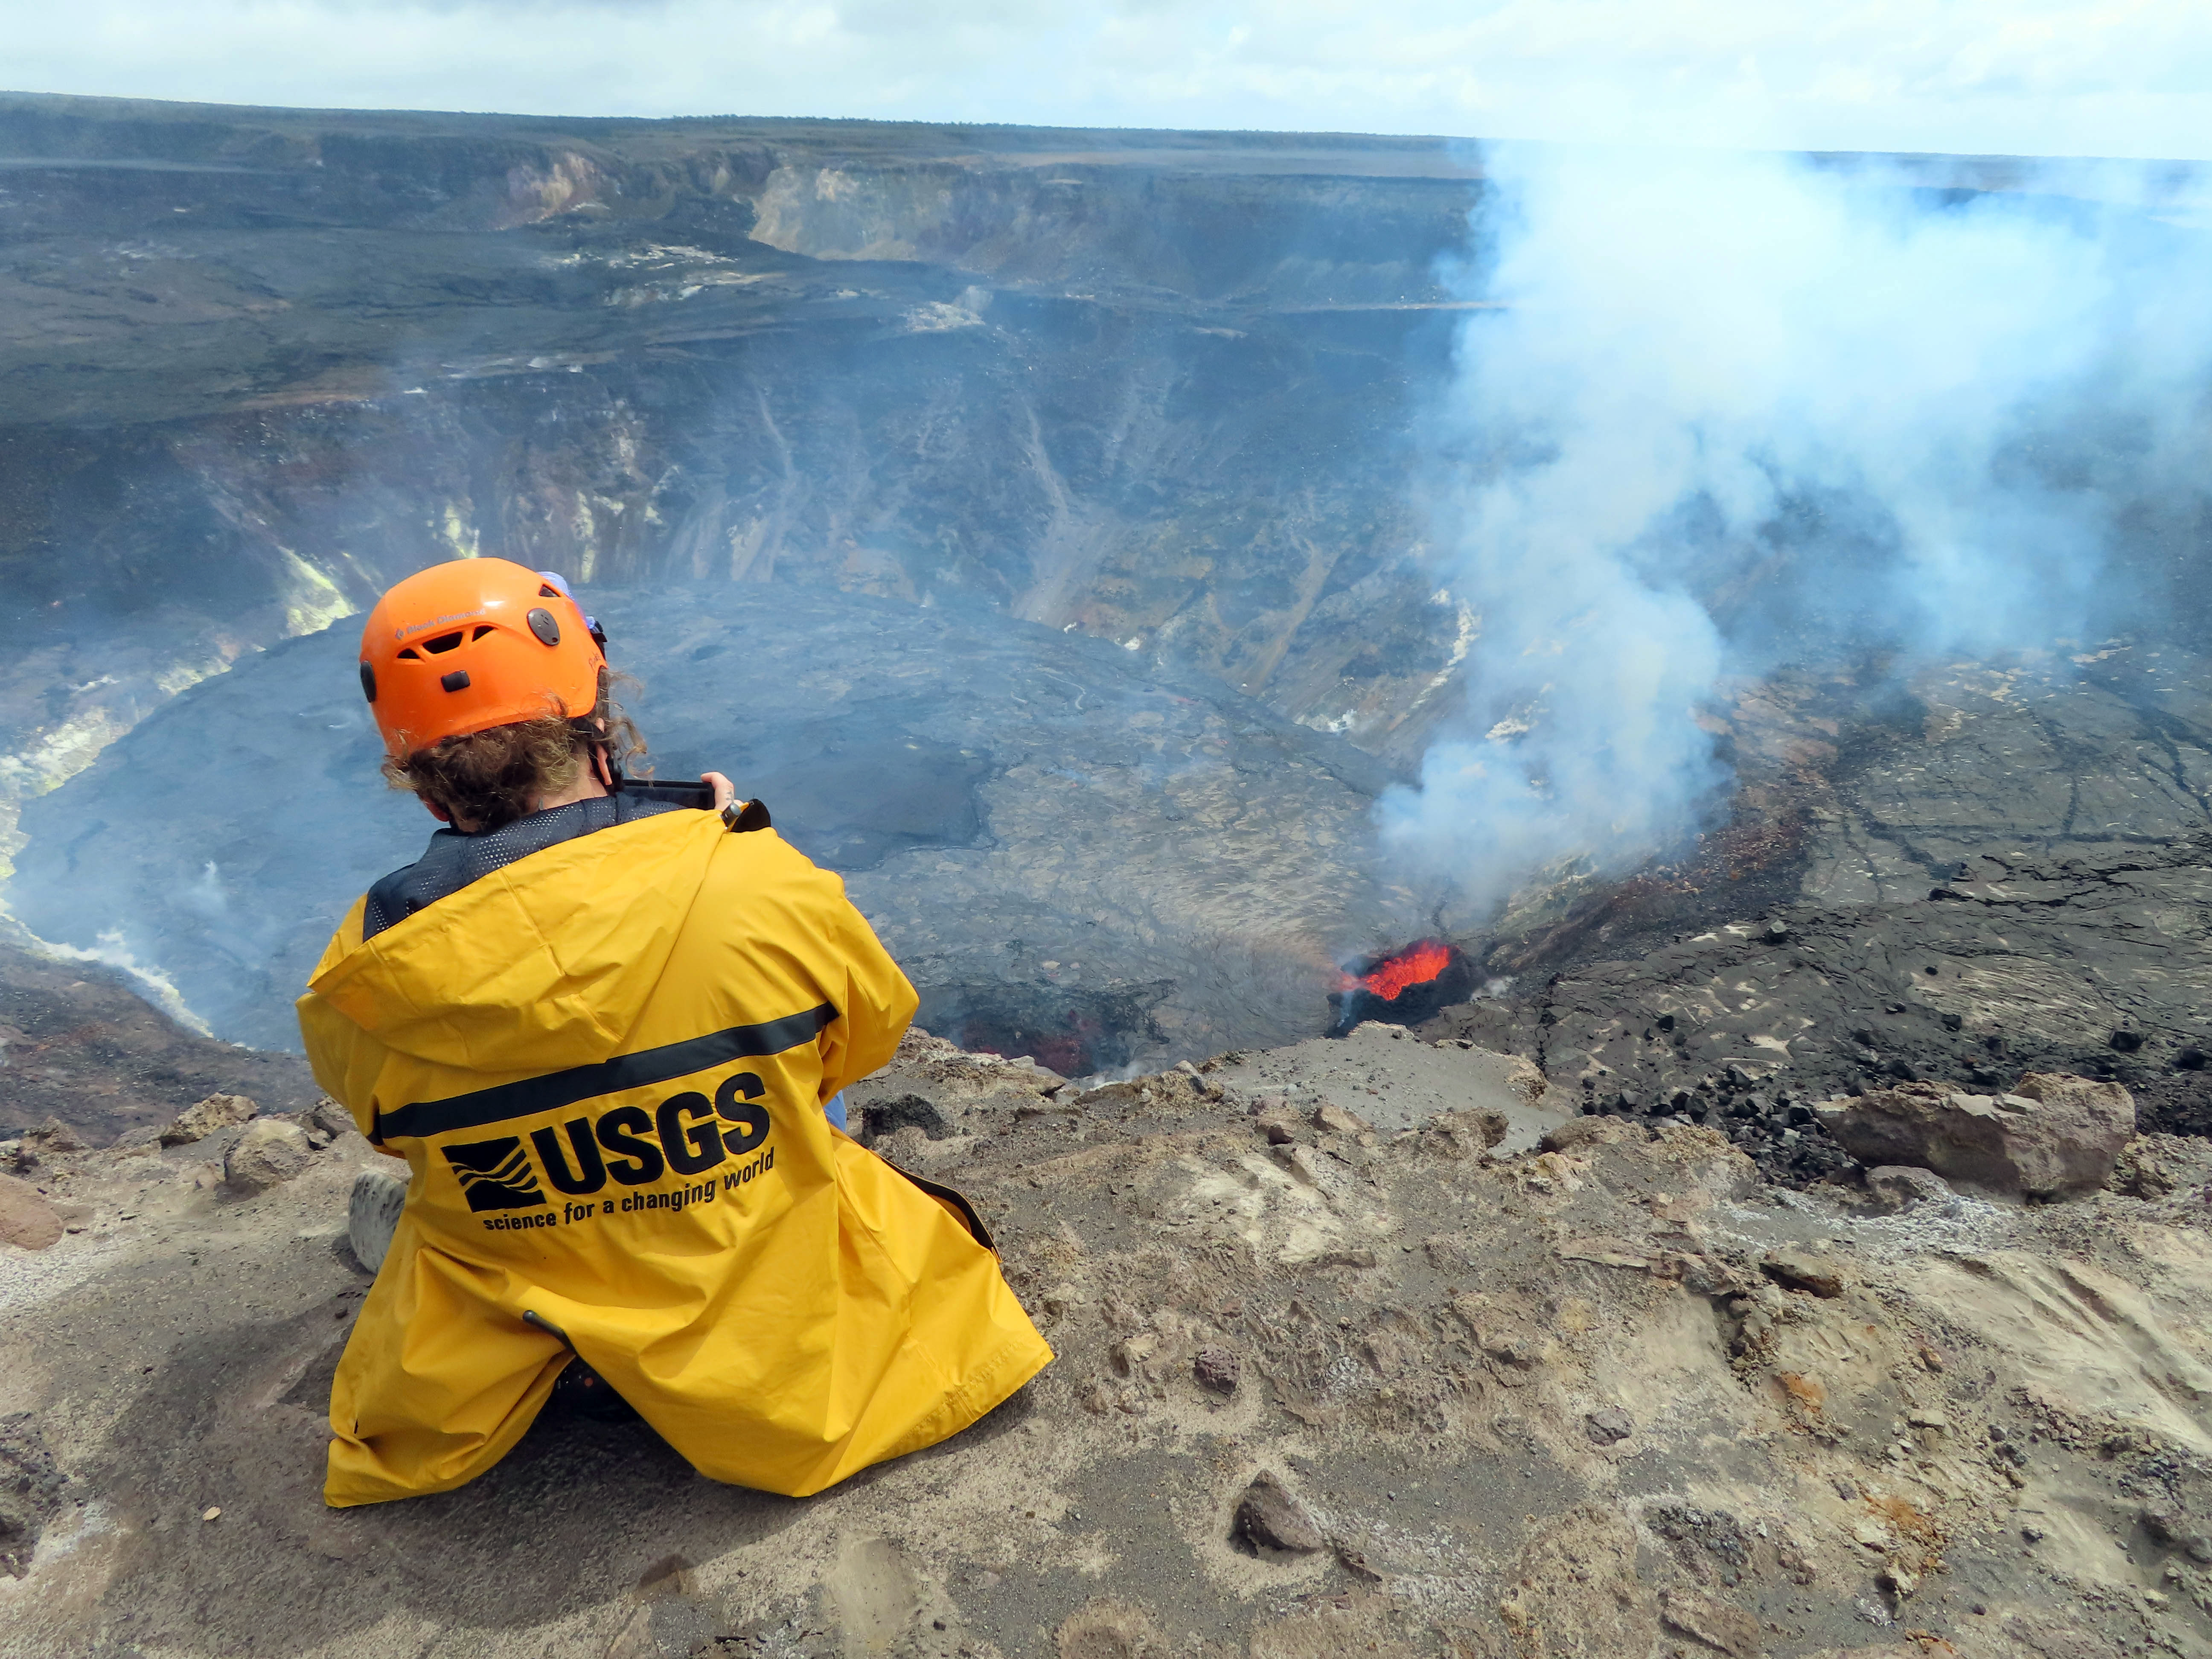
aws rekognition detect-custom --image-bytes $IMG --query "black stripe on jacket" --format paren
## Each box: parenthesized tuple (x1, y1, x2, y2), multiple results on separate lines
(372, 1003, 838, 1143)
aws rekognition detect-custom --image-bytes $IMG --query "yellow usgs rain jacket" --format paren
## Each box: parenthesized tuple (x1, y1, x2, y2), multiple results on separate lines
(297, 809, 1051, 1508)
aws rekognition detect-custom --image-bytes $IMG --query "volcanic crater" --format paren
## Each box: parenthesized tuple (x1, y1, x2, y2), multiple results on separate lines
(0, 92, 2210, 1659)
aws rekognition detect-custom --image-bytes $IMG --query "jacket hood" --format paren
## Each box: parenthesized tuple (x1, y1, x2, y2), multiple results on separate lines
(306, 811, 728, 1073)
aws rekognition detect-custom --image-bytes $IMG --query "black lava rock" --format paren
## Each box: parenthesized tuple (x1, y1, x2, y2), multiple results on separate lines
(1233, 1474, 1323, 1554)
(1193, 1346, 1242, 1396)
(1584, 1408, 1634, 1445)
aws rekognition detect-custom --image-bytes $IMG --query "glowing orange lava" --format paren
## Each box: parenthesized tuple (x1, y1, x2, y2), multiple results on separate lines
(1353, 940, 1454, 1001)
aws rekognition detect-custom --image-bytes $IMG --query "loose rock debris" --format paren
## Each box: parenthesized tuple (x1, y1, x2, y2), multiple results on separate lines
(223, 1119, 313, 1196)
(0, 1412, 68, 1577)
(1193, 1344, 1243, 1395)
(1432, 837, 2212, 1186)
(0, 1176, 64, 1253)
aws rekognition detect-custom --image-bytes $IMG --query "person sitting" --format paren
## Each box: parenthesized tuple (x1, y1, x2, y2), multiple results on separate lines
(299, 556, 1051, 1506)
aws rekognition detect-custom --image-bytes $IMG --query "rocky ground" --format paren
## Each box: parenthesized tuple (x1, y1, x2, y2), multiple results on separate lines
(0, 930, 317, 1141)
(1417, 644, 2212, 1187)
(3, 1019, 2209, 1659)
(1426, 834, 2212, 1188)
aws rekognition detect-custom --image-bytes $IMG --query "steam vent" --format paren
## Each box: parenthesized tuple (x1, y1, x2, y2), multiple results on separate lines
(3, 91, 2212, 1659)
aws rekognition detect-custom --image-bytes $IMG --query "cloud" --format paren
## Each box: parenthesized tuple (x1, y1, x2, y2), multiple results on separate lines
(3, 0, 2209, 159)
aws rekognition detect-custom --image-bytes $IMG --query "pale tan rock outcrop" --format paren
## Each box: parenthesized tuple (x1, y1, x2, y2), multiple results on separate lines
(160, 1091, 259, 1147)
(223, 1119, 311, 1195)
(1813, 1074, 2133, 1199)
(0, 1173, 62, 1252)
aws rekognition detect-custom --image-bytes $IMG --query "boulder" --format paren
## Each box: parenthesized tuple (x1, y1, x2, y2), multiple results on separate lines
(348, 1168, 408, 1272)
(1418, 1107, 1508, 1160)
(1583, 1407, 1634, 1445)
(20, 1118, 85, 1155)
(2011, 1071, 2138, 1127)
(1760, 1250, 1846, 1298)
(2110, 1134, 2212, 1199)
(1310, 1101, 1371, 1136)
(1191, 1345, 1241, 1395)
(0, 1175, 64, 1252)
(224, 1120, 311, 1195)
(1814, 1075, 2133, 1200)
(1232, 1474, 1324, 1554)
(161, 1092, 258, 1147)
(1864, 1165, 1956, 1213)
(1540, 1115, 1642, 1153)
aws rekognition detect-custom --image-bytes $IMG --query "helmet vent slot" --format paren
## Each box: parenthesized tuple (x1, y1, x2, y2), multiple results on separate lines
(396, 647, 421, 660)
(472, 625, 495, 642)
(538, 584, 563, 598)
(422, 631, 465, 655)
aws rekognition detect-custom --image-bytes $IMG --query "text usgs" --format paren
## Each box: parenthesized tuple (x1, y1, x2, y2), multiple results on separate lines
(525, 1069, 772, 1197)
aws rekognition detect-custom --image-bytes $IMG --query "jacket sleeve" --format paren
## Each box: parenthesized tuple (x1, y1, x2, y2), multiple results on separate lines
(814, 885, 919, 1104)
(294, 895, 400, 1147)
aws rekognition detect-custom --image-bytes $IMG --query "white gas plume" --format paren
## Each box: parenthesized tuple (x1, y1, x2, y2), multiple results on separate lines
(1382, 144, 2212, 913)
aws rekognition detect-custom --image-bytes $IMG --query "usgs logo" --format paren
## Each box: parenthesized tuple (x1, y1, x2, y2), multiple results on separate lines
(442, 1071, 774, 1214)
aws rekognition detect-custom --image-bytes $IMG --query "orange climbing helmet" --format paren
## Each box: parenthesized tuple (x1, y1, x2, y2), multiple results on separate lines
(356, 559, 606, 760)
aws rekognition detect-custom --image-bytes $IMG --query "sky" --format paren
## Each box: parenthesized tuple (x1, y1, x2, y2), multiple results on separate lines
(5, 0, 2212, 160)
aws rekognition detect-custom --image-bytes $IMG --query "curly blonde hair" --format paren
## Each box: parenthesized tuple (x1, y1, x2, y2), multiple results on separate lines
(382, 669, 648, 832)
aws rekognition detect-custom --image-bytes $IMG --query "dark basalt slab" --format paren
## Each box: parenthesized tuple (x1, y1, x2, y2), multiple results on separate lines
(10, 583, 1422, 1076)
